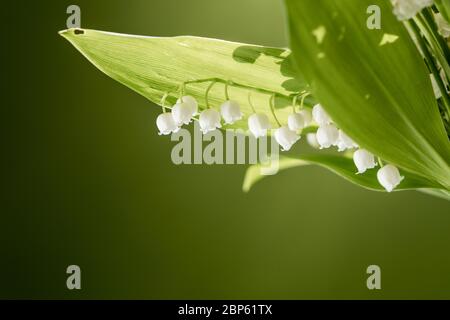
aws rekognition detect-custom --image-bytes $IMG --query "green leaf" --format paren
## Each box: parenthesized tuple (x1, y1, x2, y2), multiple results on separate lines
(285, 0, 450, 190)
(436, 0, 450, 23)
(59, 28, 315, 131)
(243, 154, 441, 193)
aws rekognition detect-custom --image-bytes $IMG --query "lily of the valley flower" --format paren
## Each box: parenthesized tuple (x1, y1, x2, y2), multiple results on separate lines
(316, 124, 339, 148)
(156, 113, 179, 135)
(199, 109, 221, 134)
(298, 108, 313, 126)
(177, 95, 198, 116)
(287, 112, 305, 132)
(353, 149, 377, 174)
(391, 0, 434, 21)
(274, 126, 300, 151)
(306, 133, 320, 149)
(336, 130, 358, 152)
(172, 102, 193, 126)
(220, 100, 243, 124)
(377, 164, 404, 192)
(312, 104, 332, 125)
(248, 113, 271, 138)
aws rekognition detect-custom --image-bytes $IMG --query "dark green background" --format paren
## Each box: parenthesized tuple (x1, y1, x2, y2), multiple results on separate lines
(2, 0, 450, 299)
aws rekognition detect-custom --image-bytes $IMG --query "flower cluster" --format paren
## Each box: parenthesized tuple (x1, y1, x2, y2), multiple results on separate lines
(311, 104, 404, 192)
(156, 89, 404, 192)
(391, 0, 434, 21)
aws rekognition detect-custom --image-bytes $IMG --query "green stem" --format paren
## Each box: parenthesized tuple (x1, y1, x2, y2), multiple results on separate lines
(160, 92, 169, 112)
(204, 80, 216, 108)
(224, 81, 230, 100)
(408, 20, 450, 119)
(247, 91, 256, 113)
(269, 94, 282, 127)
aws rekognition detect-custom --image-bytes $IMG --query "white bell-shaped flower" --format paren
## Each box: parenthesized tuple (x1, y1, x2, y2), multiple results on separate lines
(156, 113, 179, 135)
(316, 124, 339, 149)
(353, 149, 377, 174)
(177, 95, 198, 116)
(248, 113, 271, 138)
(312, 103, 332, 125)
(336, 130, 358, 152)
(377, 164, 404, 192)
(288, 112, 305, 132)
(391, 0, 433, 21)
(274, 126, 300, 151)
(199, 109, 221, 134)
(306, 133, 320, 149)
(298, 108, 313, 126)
(220, 100, 243, 124)
(172, 102, 193, 126)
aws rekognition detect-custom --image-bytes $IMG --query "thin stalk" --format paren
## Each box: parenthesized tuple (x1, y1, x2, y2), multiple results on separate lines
(204, 80, 216, 108)
(269, 94, 282, 127)
(160, 92, 169, 112)
(408, 20, 450, 118)
(224, 81, 230, 100)
(247, 91, 257, 113)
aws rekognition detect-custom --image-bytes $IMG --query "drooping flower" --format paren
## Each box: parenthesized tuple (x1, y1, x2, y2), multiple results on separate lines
(274, 126, 300, 151)
(353, 149, 377, 174)
(172, 102, 193, 126)
(177, 95, 198, 116)
(316, 124, 339, 148)
(156, 113, 179, 135)
(435, 13, 450, 38)
(336, 130, 358, 152)
(299, 108, 313, 126)
(287, 112, 305, 132)
(306, 133, 320, 149)
(312, 104, 332, 125)
(220, 100, 243, 124)
(391, 0, 434, 21)
(377, 164, 404, 192)
(199, 109, 221, 134)
(248, 113, 271, 138)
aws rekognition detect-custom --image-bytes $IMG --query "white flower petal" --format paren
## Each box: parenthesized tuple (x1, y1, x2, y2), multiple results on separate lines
(172, 102, 193, 126)
(377, 164, 404, 192)
(274, 126, 300, 151)
(337, 130, 358, 152)
(306, 133, 320, 149)
(391, 0, 434, 21)
(288, 112, 305, 132)
(298, 108, 313, 126)
(220, 100, 243, 124)
(156, 113, 178, 135)
(199, 109, 221, 134)
(177, 95, 198, 116)
(353, 149, 377, 174)
(248, 113, 271, 138)
(312, 104, 332, 125)
(316, 124, 339, 149)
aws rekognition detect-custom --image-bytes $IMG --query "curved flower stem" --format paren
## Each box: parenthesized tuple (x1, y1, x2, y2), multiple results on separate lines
(160, 92, 169, 112)
(204, 80, 217, 108)
(292, 95, 298, 113)
(269, 93, 282, 127)
(408, 20, 450, 119)
(300, 93, 311, 110)
(224, 81, 230, 100)
(377, 157, 384, 167)
(247, 91, 257, 113)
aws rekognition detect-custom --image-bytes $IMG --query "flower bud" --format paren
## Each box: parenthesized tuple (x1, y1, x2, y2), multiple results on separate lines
(274, 126, 300, 151)
(220, 100, 243, 124)
(177, 95, 198, 116)
(298, 108, 313, 126)
(336, 130, 358, 152)
(172, 102, 193, 126)
(316, 124, 339, 149)
(353, 149, 377, 174)
(312, 103, 332, 125)
(287, 112, 305, 132)
(156, 113, 179, 135)
(377, 164, 404, 192)
(248, 113, 271, 138)
(199, 109, 221, 134)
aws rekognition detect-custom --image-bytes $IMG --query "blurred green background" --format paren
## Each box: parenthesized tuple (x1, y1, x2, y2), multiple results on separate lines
(2, 0, 450, 299)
